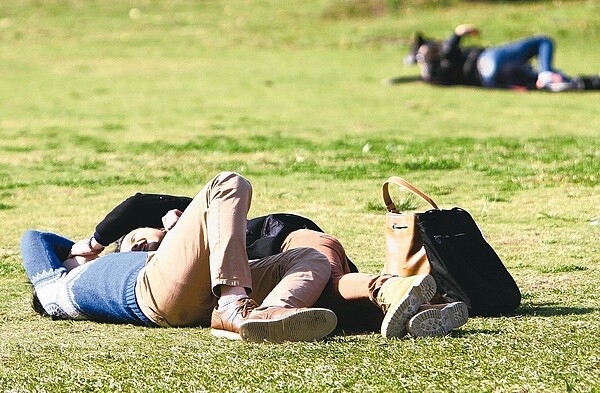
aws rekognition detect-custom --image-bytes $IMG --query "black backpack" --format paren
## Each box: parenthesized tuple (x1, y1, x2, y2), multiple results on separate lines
(417, 208, 521, 316)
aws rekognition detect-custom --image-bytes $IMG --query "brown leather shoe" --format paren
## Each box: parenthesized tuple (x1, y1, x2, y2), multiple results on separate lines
(239, 307, 337, 343)
(211, 297, 259, 340)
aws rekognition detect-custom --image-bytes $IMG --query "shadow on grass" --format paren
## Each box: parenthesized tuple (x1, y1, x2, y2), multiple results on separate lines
(515, 302, 595, 317)
(381, 75, 422, 85)
(452, 328, 500, 336)
(328, 302, 595, 338)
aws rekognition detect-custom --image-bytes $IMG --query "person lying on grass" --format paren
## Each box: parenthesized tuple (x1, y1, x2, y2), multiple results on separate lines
(22, 172, 339, 343)
(54, 183, 468, 338)
(404, 24, 600, 92)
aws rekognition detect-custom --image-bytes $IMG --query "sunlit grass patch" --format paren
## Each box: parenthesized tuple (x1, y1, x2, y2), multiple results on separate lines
(101, 122, 126, 131)
(0, 145, 34, 153)
(539, 264, 588, 274)
(0, 261, 22, 277)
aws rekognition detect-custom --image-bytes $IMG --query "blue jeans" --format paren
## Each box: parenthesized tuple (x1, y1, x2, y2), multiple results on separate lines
(21, 229, 153, 325)
(477, 36, 557, 88)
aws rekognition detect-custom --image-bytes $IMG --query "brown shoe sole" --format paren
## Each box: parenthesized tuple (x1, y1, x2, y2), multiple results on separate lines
(239, 308, 337, 343)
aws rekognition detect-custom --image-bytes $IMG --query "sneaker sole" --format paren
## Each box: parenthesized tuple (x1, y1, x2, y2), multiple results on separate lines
(380, 274, 437, 339)
(239, 308, 337, 343)
(407, 301, 469, 337)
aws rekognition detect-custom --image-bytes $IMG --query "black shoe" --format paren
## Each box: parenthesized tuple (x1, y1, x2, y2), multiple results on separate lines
(572, 75, 600, 90)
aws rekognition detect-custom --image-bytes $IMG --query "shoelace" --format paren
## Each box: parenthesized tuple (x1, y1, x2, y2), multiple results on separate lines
(235, 298, 258, 318)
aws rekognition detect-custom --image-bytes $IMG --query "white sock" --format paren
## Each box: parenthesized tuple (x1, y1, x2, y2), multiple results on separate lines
(218, 294, 246, 309)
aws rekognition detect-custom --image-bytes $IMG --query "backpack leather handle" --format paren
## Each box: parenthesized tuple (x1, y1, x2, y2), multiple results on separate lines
(383, 176, 439, 213)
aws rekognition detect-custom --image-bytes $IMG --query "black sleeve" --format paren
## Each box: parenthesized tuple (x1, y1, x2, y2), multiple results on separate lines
(437, 33, 465, 85)
(442, 33, 463, 57)
(93, 193, 193, 246)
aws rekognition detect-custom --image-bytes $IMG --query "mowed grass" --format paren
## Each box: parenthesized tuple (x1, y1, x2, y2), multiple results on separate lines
(1, 0, 599, 391)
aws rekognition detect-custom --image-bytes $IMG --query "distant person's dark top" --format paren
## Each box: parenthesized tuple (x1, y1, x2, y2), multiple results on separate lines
(434, 33, 484, 86)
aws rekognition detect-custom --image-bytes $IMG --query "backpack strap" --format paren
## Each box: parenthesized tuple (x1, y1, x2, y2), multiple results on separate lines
(383, 176, 439, 213)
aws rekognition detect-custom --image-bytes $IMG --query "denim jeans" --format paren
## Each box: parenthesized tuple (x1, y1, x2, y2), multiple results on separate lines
(21, 229, 153, 324)
(477, 35, 556, 88)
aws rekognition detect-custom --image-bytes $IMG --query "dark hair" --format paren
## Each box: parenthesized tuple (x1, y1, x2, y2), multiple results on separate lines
(405, 32, 443, 83)
(404, 32, 428, 65)
(113, 234, 127, 253)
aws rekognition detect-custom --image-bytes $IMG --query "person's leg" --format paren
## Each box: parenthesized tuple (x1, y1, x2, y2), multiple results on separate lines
(478, 36, 557, 88)
(238, 247, 337, 343)
(279, 229, 467, 337)
(280, 229, 386, 306)
(533, 36, 554, 72)
(21, 230, 72, 278)
(492, 36, 554, 71)
(326, 273, 388, 330)
(281, 229, 379, 300)
(494, 35, 576, 89)
(21, 230, 72, 316)
(248, 247, 331, 308)
(137, 172, 337, 342)
(281, 229, 434, 335)
(136, 172, 253, 327)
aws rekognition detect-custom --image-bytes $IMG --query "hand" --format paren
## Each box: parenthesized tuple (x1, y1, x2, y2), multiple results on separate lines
(70, 237, 105, 257)
(63, 254, 98, 272)
(162, 209, 183, 231)
(455, 24, 479, 37)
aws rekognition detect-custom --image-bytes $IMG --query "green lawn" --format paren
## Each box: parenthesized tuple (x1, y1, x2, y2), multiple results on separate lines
(1, 0, 599, 391)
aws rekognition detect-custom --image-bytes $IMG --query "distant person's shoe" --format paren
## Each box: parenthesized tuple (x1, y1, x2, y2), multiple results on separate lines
(536, 71, 563, 89)
(239, 307, 337, 343)
(544, 81, 578, 92)
(377, 274, 437, 339)
(406, 301, 469, 337)
(536, 71, 577, 92)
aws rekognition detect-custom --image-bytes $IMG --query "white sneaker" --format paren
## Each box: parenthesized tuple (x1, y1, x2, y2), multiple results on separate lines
(406, 301, 469, 337)
(377, 274, 437, 339)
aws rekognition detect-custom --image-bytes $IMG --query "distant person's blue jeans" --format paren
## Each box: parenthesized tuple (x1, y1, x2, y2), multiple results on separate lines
(477, 36, 556, 88)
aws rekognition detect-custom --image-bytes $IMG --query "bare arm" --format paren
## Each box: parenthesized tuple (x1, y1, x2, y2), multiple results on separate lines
(454, 24, 480, 37)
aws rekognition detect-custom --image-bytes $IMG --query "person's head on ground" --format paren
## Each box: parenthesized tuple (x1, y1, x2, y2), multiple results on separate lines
(404, 32, 442, 83)
(404, 32, 434, 65)
(116, 227, 166, 252)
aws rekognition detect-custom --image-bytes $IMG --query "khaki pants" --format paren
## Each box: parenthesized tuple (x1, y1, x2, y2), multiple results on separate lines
(281, 229, 392, 330)
(136, 172, 331, 327)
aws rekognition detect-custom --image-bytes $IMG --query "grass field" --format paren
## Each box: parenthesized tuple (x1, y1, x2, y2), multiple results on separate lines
(1, 0, 599, 391)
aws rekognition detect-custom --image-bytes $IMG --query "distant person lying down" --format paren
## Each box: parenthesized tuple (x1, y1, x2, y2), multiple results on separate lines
(403, 24, 600, 92)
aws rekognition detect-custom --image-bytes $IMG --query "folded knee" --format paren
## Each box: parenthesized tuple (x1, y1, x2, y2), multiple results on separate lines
(287, 229, 344, 251)
(212, 171, 252, 193)
(532, 35, 554, 47)
(21, 229, 41, 245)
(285, 247, 331, 281)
